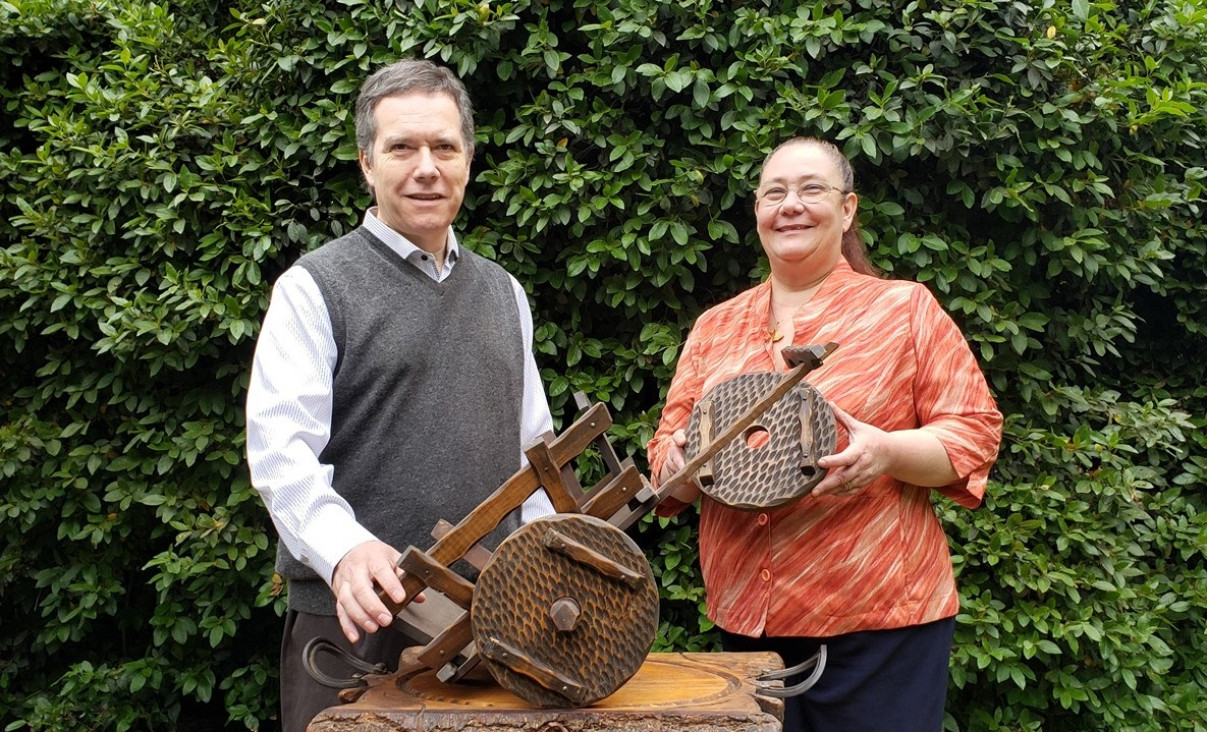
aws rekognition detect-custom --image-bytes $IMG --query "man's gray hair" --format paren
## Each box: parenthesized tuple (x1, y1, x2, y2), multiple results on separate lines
(354, 59, 475, 161)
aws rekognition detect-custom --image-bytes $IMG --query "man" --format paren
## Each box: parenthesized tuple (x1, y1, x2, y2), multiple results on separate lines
(246, 59, 554, 732)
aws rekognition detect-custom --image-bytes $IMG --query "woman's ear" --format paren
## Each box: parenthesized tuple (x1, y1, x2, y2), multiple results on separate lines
(842, 192, 858, 231)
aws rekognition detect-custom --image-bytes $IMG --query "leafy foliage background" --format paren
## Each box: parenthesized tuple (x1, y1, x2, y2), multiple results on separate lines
(2, 0, 1204, 730)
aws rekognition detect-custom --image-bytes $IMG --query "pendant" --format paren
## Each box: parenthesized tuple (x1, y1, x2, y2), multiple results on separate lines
(767, 329, 783, 343)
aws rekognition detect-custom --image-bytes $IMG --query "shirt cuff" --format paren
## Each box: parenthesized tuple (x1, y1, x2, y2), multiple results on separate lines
(303, 507, 379, 586)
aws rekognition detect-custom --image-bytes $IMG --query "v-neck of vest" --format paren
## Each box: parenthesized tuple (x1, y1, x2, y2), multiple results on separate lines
(361, 229, 462, 292)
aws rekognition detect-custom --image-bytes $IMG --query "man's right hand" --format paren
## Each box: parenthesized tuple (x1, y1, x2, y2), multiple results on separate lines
(331, 540, 410, 644)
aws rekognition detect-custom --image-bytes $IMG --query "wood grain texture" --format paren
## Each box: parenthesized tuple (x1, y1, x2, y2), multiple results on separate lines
(308, 652, 785, 732)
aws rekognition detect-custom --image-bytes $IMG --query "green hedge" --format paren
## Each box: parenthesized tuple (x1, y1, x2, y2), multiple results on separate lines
(2, 1, 1204, 730)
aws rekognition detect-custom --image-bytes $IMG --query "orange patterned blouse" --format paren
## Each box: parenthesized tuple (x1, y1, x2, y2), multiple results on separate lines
(648, 259, 1003, 638)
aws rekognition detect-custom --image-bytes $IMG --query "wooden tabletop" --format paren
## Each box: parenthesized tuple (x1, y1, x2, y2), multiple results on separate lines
(308, 651, 785, 731)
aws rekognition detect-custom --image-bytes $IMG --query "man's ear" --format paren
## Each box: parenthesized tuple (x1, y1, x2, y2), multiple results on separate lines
(358, 148, 374, 190)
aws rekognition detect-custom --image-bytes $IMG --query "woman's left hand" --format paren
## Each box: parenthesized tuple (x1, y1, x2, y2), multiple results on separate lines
(813, 403, 892, 497)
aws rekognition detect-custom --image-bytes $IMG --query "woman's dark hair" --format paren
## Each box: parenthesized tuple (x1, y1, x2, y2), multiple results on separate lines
(761, 137, 881, 277)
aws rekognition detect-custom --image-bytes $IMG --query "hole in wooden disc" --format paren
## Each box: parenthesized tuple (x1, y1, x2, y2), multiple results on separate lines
(744, 426, 770, 449)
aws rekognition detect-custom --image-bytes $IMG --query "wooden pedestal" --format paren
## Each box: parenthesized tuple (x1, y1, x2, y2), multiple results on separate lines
(307, 651, 785, 731)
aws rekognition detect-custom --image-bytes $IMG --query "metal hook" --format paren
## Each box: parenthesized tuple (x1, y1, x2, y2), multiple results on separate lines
(302, 637, 389, 689)
(755, 645, 827, 698)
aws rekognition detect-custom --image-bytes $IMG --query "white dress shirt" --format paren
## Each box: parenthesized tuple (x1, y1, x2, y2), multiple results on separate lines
(246, 210, 555, 586)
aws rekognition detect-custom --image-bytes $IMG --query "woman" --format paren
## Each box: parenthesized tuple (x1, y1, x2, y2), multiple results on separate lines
(647, 137, 1002, 731)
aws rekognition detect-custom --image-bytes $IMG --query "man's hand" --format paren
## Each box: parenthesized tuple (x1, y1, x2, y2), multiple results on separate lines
(331, 540, 411, 644)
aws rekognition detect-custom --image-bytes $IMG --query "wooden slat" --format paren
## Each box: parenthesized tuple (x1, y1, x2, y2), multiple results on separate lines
(542, 528, 644, 589)
(398, 548, 475, 609)
(417, 612, 475, 671)
(390, 590, 465, 646)
(579, 465, 655, 531)
(525, 438, 582, 513)
(575, 391, 626, 476)
(431, 519, 492, 572)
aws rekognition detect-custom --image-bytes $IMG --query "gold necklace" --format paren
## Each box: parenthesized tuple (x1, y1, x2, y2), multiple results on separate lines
(766, 290, 787, 343)
(766, 273, 831, 343)
(767, 318, 785, 343)
(766, 291, 813, 343)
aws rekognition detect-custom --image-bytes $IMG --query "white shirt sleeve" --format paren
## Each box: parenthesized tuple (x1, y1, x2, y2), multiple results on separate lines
(245, 267, 376, 586)
(512, 276, 557, 522)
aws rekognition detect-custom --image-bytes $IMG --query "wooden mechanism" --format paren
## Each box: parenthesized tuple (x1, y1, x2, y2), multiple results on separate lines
(318, 343, 839, 710)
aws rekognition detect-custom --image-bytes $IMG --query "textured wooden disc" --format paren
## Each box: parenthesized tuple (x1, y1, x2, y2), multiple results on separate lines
(685, 373, 836, 509)
(472, 514, 659, 708)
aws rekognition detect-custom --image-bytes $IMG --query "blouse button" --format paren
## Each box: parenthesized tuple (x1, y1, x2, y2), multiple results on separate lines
(757, 513, 768, 526)
(760, 568, 771, 582)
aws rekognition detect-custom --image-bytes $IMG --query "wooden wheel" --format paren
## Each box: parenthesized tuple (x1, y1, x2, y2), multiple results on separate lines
(471, 514, 659, 708)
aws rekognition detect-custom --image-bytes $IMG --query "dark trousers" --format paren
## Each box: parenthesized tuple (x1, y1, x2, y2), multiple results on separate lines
(279, 610, 418, 732)
(721, 617, 956, 732)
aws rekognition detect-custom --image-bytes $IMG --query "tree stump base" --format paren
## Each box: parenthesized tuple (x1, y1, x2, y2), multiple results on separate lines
(307, 652, 785, 731)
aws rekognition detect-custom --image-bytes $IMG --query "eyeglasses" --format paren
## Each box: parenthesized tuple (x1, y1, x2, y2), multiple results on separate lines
(757, 182, 848, 205)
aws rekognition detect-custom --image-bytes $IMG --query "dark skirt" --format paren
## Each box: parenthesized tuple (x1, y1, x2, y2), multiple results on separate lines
(721, 616, 956, 732)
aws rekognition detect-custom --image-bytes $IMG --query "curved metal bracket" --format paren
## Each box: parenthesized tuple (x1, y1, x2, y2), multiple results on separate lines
(755, 645, 827, 698)
(302, 637, 389, 689)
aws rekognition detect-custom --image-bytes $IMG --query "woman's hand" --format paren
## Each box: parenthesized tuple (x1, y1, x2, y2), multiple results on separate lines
(656, 429, 702, 503)
(813, 403, 958, 497)
(813, 404, 892, 496)
(657, 429, 687, 482)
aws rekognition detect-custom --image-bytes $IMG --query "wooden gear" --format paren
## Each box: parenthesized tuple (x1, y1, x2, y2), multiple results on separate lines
(685, 373, 836, 509)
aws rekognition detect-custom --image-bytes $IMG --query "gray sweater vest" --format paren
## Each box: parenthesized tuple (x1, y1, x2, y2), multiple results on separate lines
(276, 227, 525, 615)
